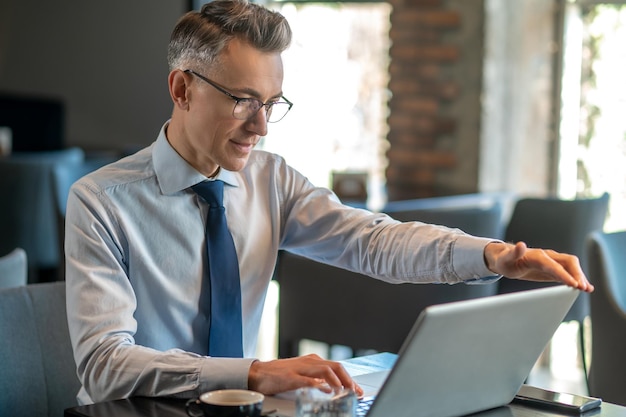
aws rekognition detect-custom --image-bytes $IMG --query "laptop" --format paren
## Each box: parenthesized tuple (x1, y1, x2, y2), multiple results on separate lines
(264, 285, 580, 417)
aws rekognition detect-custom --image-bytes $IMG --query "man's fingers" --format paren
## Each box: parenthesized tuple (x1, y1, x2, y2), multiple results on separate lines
(537, 250, 594, 291)
(515, 249, 594, 292)
(248, 355, 363, 396)
(301, 360, 363, 395)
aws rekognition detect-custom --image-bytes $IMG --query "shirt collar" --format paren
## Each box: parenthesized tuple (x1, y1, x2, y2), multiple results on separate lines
(153, 120, 240, 195)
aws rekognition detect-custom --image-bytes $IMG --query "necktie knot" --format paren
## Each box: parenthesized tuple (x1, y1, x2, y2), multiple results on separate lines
(192, 180, 224, 208)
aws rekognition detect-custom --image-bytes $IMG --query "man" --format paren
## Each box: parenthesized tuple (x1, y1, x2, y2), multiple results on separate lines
(65, 0, 593, 405)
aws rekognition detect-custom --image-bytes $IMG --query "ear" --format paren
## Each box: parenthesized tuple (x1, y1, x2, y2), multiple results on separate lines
(168, 69, 191, 111)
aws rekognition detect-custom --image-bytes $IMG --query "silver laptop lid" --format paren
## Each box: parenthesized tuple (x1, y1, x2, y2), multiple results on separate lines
(367, 285, 579, 417)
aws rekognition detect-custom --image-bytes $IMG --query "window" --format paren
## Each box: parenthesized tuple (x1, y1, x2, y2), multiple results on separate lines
(559, 2, 626, 231)
(260, 2, 392, 210)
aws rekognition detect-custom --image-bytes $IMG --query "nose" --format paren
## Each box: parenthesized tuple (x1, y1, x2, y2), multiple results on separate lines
(244, 106, 269, 136)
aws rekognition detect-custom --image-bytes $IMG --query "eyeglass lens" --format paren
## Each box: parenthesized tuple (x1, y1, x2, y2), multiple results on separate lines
(234, 100, 291, 123)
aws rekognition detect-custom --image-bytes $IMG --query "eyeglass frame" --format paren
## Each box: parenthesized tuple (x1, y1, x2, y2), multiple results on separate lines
(184, 69, 293, 123)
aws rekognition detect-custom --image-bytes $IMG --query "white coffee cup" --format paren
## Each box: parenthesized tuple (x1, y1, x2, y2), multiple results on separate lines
(186, 389, 265, 417)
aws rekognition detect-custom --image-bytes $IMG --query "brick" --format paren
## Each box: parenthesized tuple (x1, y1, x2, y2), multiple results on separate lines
(402, 0, 442, 8)
(391, 44, 459, 62)
(389, 79, 460, 100)
(387, 113, 425, 131)
(386, 0, 442, 8)
(389, 26, 442, 43)
(386, 132, 435, 148)
(387, 114, 457, 135)
(389, 97, 439, 115)
(391, 10, 461, 29)
(386, 148, 457, 168)
(388, 62, 442, 80)
(386, 165, 435, 184)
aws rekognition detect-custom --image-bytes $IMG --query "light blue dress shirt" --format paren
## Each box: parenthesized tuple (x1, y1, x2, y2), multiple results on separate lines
(65, 122, 498, 404)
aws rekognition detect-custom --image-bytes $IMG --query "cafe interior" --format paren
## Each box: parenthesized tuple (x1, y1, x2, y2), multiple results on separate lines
(0, 0, 625, 415)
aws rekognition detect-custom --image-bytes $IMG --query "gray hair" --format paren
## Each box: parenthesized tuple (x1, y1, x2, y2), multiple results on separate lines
(167, 0, 292, 72)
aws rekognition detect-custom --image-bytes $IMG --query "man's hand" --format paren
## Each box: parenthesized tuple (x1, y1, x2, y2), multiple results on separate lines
(484, 241, 594, 292)
(248, 354, 364, 396)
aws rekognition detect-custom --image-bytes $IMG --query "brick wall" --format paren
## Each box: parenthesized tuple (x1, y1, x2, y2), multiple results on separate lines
(385, 0, 484, 201)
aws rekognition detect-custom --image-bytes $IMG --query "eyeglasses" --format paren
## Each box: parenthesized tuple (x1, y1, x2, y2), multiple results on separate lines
(184, 69, 293, 123)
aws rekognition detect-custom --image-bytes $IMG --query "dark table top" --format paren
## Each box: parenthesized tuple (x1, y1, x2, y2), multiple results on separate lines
(65, 396, 626, 417)
(65, 354, 626, 417)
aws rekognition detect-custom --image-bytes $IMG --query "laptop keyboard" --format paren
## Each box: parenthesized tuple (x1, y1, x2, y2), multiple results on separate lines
(356, 396, 375, 417)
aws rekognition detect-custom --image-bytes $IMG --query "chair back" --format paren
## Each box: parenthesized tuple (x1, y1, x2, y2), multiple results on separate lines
(586, 231, 626, 405)
(0, 148, 84, 282)
(383, 202, 504, 240)
(0, 282, 80, 417)
(382, 191, 516, 214)
(497, 193, 610, 322)
(0, 247, 28, 289)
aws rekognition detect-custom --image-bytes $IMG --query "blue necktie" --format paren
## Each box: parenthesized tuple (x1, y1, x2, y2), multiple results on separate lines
(192, 180, 244, 357)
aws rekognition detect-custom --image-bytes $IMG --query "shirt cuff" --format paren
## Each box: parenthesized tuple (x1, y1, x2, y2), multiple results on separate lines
(452, 235, 502, 283)
(198, 357, 257, 393)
